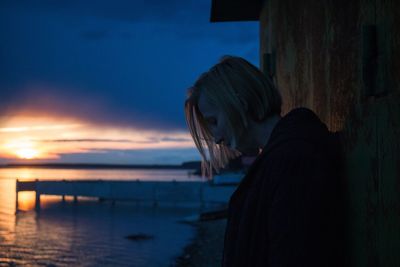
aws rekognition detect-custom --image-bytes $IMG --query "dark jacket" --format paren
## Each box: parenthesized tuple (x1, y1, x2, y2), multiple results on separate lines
(222, 108, 344, 267)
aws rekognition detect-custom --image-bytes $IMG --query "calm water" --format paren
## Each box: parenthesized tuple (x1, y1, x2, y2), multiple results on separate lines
(0, 167, 203, 181)
(0, 168, 204, 266)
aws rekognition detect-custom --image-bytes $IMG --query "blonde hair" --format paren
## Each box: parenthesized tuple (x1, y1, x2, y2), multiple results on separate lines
(184, 55, 281, 180)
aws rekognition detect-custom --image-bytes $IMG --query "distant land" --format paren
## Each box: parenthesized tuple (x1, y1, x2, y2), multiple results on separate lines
(0, 161, 201, 170)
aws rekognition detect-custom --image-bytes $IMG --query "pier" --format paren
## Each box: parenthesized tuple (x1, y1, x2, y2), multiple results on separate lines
(16, 179, 237, 211)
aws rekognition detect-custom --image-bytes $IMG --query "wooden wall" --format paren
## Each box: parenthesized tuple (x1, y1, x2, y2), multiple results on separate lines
(259, 0, 400, 265)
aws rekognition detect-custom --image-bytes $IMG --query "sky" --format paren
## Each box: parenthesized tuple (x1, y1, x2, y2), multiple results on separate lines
(0, 0, 259, 165)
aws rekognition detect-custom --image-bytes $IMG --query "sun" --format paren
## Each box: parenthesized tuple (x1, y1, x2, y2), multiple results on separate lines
(3, 139, 42, 160)
(15, 148, 39, 159)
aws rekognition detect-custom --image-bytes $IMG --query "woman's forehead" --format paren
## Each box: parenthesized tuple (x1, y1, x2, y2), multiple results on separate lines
(197, 92, 218, 117)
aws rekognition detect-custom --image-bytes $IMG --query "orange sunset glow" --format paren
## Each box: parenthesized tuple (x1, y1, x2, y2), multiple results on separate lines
(4, 139, 41, 159)
(16, 191, 36, 211)
(15, 148, 39, 159)
(0, 114, 195, 163)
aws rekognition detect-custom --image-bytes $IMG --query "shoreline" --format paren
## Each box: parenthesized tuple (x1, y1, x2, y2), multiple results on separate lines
(174, 219, 227, 267)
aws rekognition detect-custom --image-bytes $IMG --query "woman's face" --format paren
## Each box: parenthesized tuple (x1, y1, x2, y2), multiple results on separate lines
(197, 92, 236, 149)
(197, 92, 260, 156)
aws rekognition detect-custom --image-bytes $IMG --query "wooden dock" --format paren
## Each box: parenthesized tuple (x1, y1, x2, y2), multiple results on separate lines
(16, 179, 237, 211)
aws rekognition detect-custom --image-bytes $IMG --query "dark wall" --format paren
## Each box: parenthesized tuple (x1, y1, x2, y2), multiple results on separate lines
(259, 0, 400, 266)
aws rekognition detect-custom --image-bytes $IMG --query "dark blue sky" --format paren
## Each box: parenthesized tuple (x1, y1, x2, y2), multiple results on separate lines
(0, 0, 259, 164)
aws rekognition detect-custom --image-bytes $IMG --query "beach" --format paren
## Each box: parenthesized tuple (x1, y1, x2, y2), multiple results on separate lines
(174, 218, 227, 267)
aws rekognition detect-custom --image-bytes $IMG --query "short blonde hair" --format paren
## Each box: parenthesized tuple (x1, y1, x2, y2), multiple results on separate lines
(184, 55, 281, 180)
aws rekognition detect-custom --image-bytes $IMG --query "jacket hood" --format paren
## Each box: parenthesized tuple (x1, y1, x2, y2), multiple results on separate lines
(262, 107, 330, 155)
(238, 108, 336, 189)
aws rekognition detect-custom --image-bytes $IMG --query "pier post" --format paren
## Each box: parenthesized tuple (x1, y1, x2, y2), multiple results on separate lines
(15, 179, 19, 213)
(35, 193, 41, 211)
(35, 179, 40, 211)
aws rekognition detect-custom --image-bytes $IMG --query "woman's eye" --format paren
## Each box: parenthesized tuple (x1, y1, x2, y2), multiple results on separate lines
(207, 117, 217, 125)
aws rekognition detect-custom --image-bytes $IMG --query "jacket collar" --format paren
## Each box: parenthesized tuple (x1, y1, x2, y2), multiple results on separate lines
(229, 107, 330, 203)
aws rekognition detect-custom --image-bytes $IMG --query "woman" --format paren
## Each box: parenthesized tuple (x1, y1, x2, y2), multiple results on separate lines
(184, 56, 344, 267)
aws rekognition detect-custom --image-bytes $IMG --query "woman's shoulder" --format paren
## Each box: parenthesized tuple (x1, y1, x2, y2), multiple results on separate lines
(265, 107, 330, 154)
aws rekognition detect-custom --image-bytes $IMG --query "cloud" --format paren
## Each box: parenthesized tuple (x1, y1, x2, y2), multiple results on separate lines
(0, 0, 259, 133)
(1, 0, 257, 45)
(36, 136, 192, 144)
(0, 0, 210, 24)
(42, 139, 157, 144)
(160, 137, 192, 142)
(38, 138, 134, 143)
(54, 147, 201, 164)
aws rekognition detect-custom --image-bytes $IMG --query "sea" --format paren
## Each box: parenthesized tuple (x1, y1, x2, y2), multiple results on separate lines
(0, 168, 205, 266)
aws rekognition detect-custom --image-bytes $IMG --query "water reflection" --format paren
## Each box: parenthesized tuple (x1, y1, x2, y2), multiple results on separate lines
(16, 192, 36, 211)
(18, 193, 65, 211)
(13, 168, 39, 180)
(0, 167, 200, 181)
(0, 169, 201, 266)
(2, 199, 197, 266)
